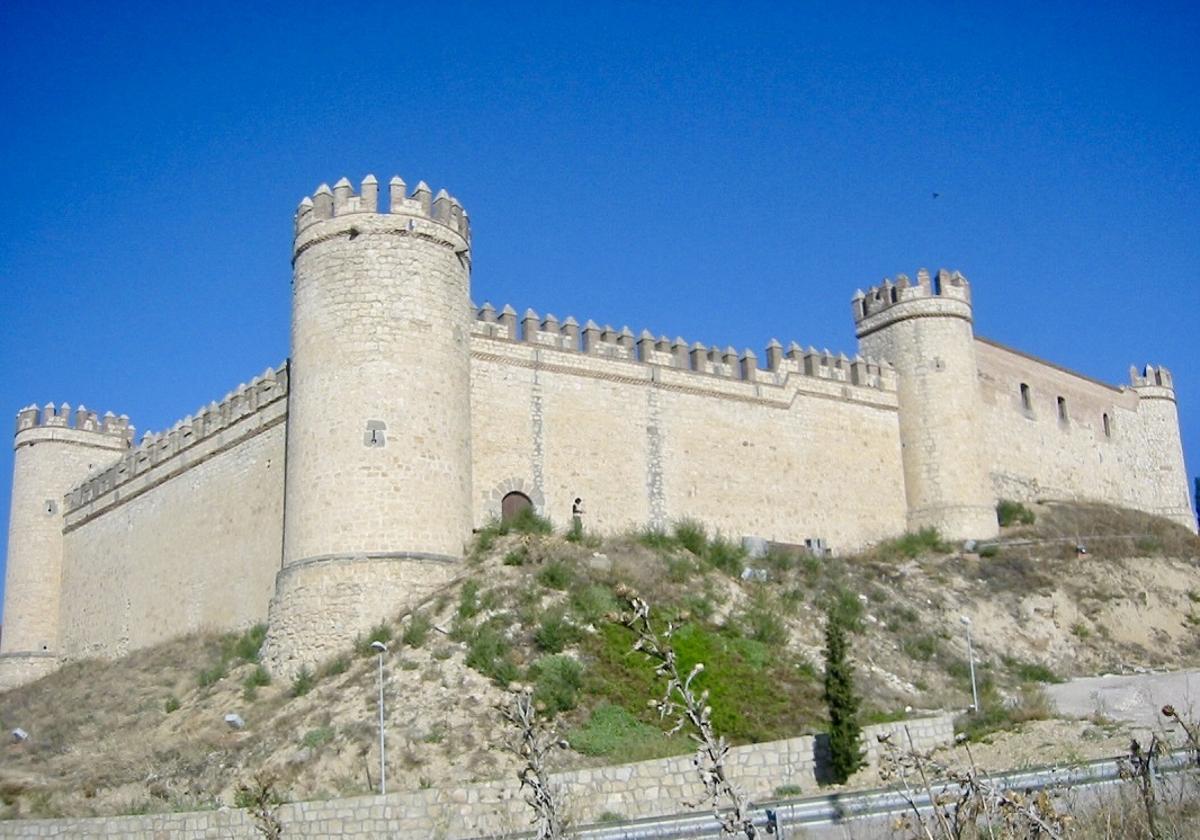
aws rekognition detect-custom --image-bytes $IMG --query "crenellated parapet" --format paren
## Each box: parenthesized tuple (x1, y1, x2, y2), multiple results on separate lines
(471, 302, 896, 392)
(65, 364, 288, 513)
(1130, 364, 1176, 402)
(14, 403, 132, 441)
(293, 174, 470, 243)
(852, 268, 972, 337)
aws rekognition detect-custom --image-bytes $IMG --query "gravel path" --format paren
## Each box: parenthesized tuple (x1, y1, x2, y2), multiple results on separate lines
(1045, 669, 1200, 728)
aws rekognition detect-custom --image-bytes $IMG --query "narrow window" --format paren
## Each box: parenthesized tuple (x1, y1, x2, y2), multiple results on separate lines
(1019, 383, 1032, 412)
(1057, 396, 1068, 422)
(1102, 413, 1111, 438)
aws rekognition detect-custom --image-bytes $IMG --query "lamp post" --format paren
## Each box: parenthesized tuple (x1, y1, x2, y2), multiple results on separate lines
(960, 616, 979, 714)
(370, 640, 388, 795)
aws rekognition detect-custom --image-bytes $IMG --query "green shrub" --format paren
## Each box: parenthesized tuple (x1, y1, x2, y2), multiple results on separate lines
(355, 623, 393, 657)
(673, 519, 707, 556)
(402, 612, 432, 648)
(536, 560, 574, 590)
(458, 580, 481, 619)
(774, 784, 804, 797)
(957, 686, 1051, 742)
(531, 655, 584, 714)
(502, 548, 527, 566)
(569, 584, 618, 624)
(733, 598, 789, 647)
(508, 507, 554, 535)
(534, 611, 581, 653)
(319, 655, 350, 678)
(164, 695, 181, 714)
(680, 592, 716, 622)
(665, 554, 697, 583)
(290, 666, 315, 697)
(197, 661, 227, 688)
(242, 664, 271, 698)
(225, 624, 268, 663)
(1003, 657, 1062, 684)
(978, 544, 1000, 558)
(465, 622, 520, 686)
(301, 726, 334, 749)
(637, 526, 677, 551)
(996, 499, 1036, 527)
(878, 528, 952, 559)
(828, 586, 864, 631)
(704, 535, 747, 576)
(1071, 622, 1091, 639)
(597, 811, 625, 824)
(901, 634, 940, 662)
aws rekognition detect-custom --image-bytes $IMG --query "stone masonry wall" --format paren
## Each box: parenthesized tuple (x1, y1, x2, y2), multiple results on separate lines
(976, 338, 1195, 530)
(0, 714, 955, 838)
(469, 330, 907, 553)
(56, 408, 285, 660)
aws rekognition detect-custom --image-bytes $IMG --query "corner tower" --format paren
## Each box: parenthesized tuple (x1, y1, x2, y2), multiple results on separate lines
(263, 175, 474, 675)
(853, 269, 998, 541)
(0, 404, 130, 690)
(1129, 365, 1196, 532)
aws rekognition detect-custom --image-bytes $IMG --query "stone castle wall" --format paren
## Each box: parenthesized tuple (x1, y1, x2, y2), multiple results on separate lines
(0, 713, 955, 838)
(469, 316, 907, 550)
(52, 368, 288, 660)
(976, 338, 1195, 528)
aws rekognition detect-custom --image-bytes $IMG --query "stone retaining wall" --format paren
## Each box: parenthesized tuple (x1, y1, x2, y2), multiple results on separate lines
(0, 714, 954, 838)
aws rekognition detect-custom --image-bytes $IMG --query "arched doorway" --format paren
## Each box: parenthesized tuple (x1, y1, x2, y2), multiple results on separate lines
(501, 491, 533, 524)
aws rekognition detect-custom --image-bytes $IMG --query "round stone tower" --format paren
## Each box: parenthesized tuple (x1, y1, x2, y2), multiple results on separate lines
(0, 404, 130, 690)
(853, 268, 998, 541)
(263, 175, 474, 675)
(1129, 365, 1196, 532)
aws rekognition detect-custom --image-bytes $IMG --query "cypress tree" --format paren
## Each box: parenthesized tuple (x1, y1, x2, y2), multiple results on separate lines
(823, 604, 863, 784)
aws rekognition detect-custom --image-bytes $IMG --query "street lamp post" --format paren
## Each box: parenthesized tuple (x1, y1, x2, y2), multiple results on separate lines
(960, 616, 979, 714)
(370, 640, 388, 795)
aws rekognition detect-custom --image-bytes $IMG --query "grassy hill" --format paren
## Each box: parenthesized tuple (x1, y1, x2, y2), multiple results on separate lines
(2, 501, 1198, 820)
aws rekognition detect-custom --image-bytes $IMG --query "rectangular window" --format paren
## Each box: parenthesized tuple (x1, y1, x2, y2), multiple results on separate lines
(1103, 413, 1112, 438)
(1020, 383, 1032, 412)
(1057, 396, 1068, 422)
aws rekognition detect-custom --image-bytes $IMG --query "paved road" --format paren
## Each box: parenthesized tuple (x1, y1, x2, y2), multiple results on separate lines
(1045, 668, 1200, 729)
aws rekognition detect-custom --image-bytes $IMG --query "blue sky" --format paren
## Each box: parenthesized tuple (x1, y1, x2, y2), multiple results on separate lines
(1, 1, 1197, 613)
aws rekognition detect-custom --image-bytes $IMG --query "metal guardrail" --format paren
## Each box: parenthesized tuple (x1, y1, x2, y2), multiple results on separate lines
(496, 750, 1196, 840)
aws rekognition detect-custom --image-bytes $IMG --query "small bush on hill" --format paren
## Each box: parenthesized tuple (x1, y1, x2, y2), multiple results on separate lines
(355, 623, 393, 657)
(957, 686, 1051, 742)
(878, 528, 952, 559)
(464, 621, 520, 686)
(402, 612, 432, 648)
(530, 654, 583, 714)
(536, 560, 574, 590)
(637, 526, 677, 551)
(227, 624, 268, 663)
(319, 655, 349, 678)
(673, 519, 707, 556)
(569, 584, 618, 624)
(996, 499, 1037, 527)
(704, 535, 747, 576)
(1002, 656, 1062, 684)
(164, 695, 180, 714)
(534, 611, 581, 653)
(290, 666, 315, 697)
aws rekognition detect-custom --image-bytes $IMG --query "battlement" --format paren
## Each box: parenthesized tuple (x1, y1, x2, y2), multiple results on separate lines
(852, 267, 971, 324)
(14, 403, 132, 440)
(1130, 364, 1174, 390)
(294, 175, 469, 241)
(471, 303, 896, 391)
(65, 363, 288, 513)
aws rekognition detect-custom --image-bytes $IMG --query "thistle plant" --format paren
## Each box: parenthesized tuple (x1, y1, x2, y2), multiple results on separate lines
(616, 586, 758, 838)
(499, 687, 570, 840)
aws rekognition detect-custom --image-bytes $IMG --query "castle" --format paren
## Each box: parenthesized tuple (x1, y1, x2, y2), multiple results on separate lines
(1, 174, 1192, 689)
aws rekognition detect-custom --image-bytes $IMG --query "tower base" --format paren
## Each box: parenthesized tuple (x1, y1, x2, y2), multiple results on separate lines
(907, 503, 999, 542)
(0, 651, 59, 692)
(262, 553, 459, 678)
